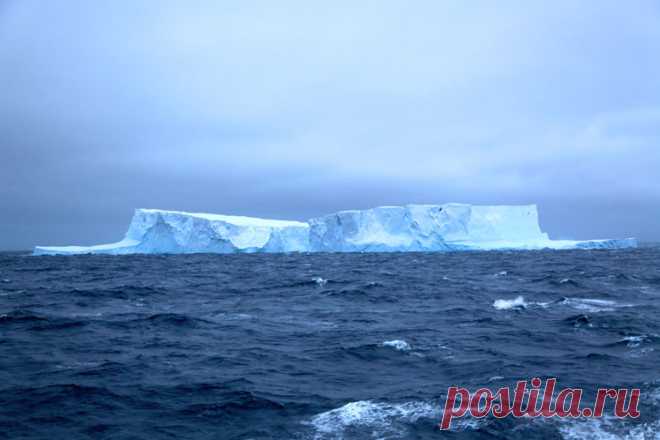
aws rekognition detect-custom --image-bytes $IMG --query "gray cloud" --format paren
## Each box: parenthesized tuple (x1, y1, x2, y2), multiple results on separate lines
(1, 0, 659, 250)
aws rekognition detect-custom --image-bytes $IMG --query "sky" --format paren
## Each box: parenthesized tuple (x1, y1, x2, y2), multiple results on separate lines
(1, 0, 659, 250)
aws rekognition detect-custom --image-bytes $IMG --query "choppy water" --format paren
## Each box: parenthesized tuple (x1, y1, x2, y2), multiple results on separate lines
(1, 247, 660, 439)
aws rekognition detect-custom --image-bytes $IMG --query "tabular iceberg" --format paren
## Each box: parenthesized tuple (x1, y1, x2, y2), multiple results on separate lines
(308, 204, 636, 252)
(34, 209, 310, 255)
(33, 204, 637, 255)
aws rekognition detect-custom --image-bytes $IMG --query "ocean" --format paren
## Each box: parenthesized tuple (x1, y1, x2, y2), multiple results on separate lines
(1, 247, 659, 439)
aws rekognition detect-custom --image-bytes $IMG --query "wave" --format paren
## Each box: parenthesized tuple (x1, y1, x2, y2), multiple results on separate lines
(69, 285, 169, 299)
(314, 279, 383, 290)
(0, 309, 48, 323)
(646, 276, 660, 286)
(618, 335, 652, 348)
(558, 298, 624, 313)
(559, 417, 660, 440)
(307, 400, 439, 439)
(33, 318, 88, 331)
(331, 342, 423, 361)
(381, 340, 411, 351)
(493, 296, 527, 310)
(0, 384, 129, 408)
(0, 310, 87, 331)
(552, 278, 582, 288)
(178, 391, 285, 417)
(71, 361, 132, 378)
(314, 278, 384, 290)
(105, 313, 216, 328)
(306, 399, 484, 439)
(564, 313, 593, 328)
(313, 277, 328, 286)
(321, 287, 398, 303)
(321, 288, 369, 298)
(493, 296, 634, 313)
(610, 273, 640, 283)
(145, 312, 203, 326)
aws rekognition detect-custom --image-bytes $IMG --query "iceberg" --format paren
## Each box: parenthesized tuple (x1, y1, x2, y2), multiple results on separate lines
(33, 204, 637, 255)
(308, 204, 637, 252)
(33, 209, 309, 255)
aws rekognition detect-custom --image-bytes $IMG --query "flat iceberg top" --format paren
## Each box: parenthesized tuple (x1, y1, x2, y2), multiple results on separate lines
(33, 204, 637, 255)
(137, 209, 307, 228)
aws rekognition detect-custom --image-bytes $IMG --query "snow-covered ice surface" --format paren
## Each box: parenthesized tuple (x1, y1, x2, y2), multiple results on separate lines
(34, 204, 637, 255)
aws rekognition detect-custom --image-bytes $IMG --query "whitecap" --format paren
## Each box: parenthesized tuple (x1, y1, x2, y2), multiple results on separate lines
(307, 400, 438, 439)
(536, 300, 555, 308)
(493, 296, 527, 310)
(382, 340, 411, 351)
(313, 277, 328, 286)
(559, 417, 660, 440)
(487, 375, 505, 382)
(493, 296, 631, 312)
(560, 298, 630, 313)
(621, 335, 647, 348)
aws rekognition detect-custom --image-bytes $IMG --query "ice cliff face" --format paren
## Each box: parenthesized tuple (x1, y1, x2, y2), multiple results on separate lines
(33, 205, 637, 255)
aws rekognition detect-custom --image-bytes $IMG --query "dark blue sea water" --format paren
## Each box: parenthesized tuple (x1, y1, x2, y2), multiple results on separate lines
(1, 248, 660, 439)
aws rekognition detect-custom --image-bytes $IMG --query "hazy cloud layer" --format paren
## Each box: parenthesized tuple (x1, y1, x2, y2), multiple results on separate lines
(1, 0, 659, 249)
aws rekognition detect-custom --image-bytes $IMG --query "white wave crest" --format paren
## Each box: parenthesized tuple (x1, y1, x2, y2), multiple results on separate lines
(382, 340, 411, 351)
(560, 298, 631, 313)
(307, 400, 438, 439)
(621, 335, 647, 348)
(313, 277, 328, 286)
(493, 296, 527, 310)
(559, 417, 660, 440)
(493, 296, 634, 313)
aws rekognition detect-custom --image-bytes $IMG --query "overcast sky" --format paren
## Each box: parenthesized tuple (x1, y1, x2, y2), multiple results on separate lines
(1, 0, 659, 250)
